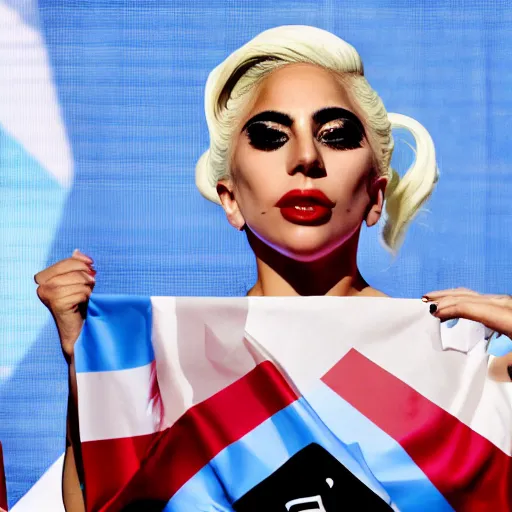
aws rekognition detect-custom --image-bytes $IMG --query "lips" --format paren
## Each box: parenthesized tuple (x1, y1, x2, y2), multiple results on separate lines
(275, 189, 335, 225)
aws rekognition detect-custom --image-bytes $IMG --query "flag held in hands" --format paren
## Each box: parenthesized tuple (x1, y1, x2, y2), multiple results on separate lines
(74, 296, 512, 512)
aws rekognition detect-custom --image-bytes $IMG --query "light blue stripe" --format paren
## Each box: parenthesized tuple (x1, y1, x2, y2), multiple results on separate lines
(163, 464, 234, 512)
(165, 385, 453, 511)
(0, 127, 68, 374)
(75, 295, 153, 373)
(165, 398, 393, 511)
(305, 383, 454, 512)
(488, 334, 512, 357)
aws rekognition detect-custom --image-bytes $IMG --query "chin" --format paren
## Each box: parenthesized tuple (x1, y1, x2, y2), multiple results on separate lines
(278, 243, 341, 262)
(248, 222, 360, 263)
(281, 224, 357, 260)
(271, 232, 349, 262)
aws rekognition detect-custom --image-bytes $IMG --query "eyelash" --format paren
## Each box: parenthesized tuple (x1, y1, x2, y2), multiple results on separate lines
(317, 121, 364, 150)
(245, 123, 288, 152)
(245, 120, 363, 152)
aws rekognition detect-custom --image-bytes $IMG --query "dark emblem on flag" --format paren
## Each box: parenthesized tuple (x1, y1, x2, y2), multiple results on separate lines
(121, 499, 168, 511)
(233, 443, 392, 511)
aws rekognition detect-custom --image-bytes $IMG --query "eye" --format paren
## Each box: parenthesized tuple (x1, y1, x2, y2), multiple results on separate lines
(317, 119, 364, 150)
(245, 122, 289, 151)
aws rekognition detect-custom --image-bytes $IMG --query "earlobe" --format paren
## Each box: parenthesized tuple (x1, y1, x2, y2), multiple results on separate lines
(217, 180, 246, 231)
(365, 178, 387, 228)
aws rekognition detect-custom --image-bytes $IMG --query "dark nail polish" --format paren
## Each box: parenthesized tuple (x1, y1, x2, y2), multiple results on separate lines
(429, 303, 438, 314)
(507, 365, 512, 382)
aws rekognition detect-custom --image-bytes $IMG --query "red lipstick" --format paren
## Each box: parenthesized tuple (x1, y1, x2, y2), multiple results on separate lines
(275, 189, 335, 225)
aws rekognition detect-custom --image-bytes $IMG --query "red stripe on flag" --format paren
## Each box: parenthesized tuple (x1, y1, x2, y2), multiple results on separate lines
(81, 433, 156, 511)
(0, 442, 7, 511)
(322, 349, 512, 511)
(82, 360, 298, 512)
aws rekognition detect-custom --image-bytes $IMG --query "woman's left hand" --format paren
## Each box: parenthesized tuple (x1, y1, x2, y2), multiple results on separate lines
(423, 288, 512, 338)
(422, 288, 512, 381)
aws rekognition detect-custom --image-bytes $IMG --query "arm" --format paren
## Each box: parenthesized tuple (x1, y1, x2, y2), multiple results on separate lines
(63, 358, 85, 512)
(35, 250, 95, 511)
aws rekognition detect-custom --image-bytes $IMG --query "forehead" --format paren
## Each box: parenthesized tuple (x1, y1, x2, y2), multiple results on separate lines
(249, 63, 353, 114)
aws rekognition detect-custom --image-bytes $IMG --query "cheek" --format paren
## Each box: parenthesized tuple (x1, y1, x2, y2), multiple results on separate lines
(323, 149, 373, 207)
(232, 145, 288, 211)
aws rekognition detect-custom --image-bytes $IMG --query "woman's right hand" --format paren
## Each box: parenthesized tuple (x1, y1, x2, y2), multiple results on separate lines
(35, 249, 96, 360)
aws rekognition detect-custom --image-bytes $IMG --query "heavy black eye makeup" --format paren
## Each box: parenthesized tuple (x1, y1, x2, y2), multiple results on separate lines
(316, 118, 364, 150)
(245, 122, 290, 151)
(313, 107, 365, 150)
(243, 111, 292, 152)
(242, 107, 365, 152)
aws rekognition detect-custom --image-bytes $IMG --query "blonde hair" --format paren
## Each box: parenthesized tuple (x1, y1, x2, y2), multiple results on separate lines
(195, 25, 438, 252)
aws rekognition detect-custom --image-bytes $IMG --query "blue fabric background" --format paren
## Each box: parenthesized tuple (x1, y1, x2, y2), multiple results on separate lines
(0, 0, 510, 506)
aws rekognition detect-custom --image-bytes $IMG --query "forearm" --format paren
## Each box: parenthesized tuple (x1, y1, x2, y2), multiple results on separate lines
(489, 352, 512, 382)
(63, 358, 85, 512)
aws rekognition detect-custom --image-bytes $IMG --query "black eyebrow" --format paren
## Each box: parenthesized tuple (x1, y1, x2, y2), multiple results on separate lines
(242, 110, 293, 131)
(313, 107, 365, 134)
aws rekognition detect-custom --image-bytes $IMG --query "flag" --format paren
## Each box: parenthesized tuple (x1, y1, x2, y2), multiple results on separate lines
(0, 442, 7, 511)
(74, 295, 512, 512)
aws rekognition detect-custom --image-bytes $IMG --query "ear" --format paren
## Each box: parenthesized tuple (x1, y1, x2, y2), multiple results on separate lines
(217, 179, 246, 231)
(365, 177, 387, 228)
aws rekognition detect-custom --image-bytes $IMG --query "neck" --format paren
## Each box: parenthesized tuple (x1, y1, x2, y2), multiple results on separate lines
(246, 229, 383, 297)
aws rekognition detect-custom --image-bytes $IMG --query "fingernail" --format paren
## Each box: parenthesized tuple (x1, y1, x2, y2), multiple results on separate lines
(429, 303, 438, 314)
(74, 248, 93, 263)
(85, 273, 96, 282)
(507, 365, 512, 381)
(87, 268, 97, 276)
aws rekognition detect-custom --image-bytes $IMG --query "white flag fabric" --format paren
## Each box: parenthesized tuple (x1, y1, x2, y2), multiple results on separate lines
(68, 296, 512, 511)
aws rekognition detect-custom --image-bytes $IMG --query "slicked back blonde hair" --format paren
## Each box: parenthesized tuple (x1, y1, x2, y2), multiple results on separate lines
(196, 25, 438, 252)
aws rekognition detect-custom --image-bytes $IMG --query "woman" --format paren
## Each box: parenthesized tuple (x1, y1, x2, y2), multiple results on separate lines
(35, 26, 511, 510)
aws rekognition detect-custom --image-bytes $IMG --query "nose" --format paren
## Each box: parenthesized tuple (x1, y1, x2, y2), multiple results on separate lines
(288, 131, 326, 179)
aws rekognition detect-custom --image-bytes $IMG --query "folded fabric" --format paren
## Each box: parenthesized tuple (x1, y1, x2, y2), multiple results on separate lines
(75, 296, 512, 512)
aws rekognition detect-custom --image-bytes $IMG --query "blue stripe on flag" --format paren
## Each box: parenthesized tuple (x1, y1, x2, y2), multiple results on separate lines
(165, 398, 392, 511)
(488, 334, 512, 357)
(165, 383, 453, 511)
(306, 383, 454, 512)
(75, 295, 153, 373)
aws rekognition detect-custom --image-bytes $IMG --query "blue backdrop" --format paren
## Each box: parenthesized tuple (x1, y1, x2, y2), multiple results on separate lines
(0, 0, 511, 506)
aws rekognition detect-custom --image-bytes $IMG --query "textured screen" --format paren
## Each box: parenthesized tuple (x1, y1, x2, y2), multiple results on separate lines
(0, 0, 511, 506)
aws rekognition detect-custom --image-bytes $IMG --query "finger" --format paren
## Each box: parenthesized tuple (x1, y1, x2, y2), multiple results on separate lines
(72, 248, 94, 264)
(35, 259, 94, 285)
(434, 294, 512, 311)
(38, 283, 93, 306)
(434, 294, 503, 312)
(52, 287, 92, 310)
(422, 288, 481, 301)
(44, 270, 95, 288)
(432, 299, 512, 338)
